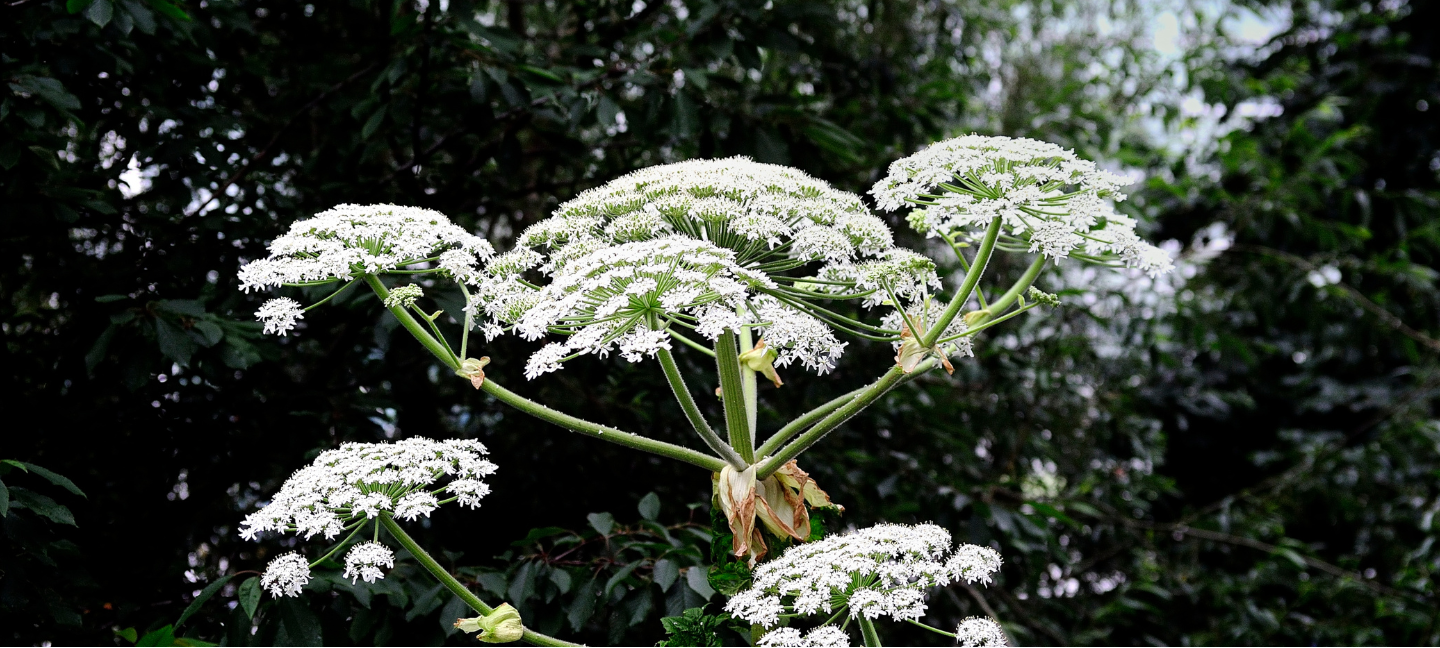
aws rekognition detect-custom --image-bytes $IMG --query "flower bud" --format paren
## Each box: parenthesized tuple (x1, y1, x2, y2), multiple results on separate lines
(454, 603, 525, 643)
(738, 339, 784, 388)
(962, 309, 992, 326)
(455, 357, 491, 389)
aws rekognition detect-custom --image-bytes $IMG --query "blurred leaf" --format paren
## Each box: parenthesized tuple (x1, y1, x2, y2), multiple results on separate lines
(176, 575, 233, 627)
(85, 0, 114, 27)
(20, 463, 85, 498)
(653, 558, 679, 592)
(238, 577, 260, 619)
(638, 492, 661, 521)
(684, 567, 714, 600)
(587, 511, 615, 536)
(10, 487, 76, 526)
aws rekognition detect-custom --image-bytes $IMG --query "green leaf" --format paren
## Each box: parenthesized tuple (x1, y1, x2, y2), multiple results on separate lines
(193, 321, 224, 347)
(638, 492, 661, 521)
(155, 318, 196, 366)
(156, 300, 206, 317)
(95, 294, 129, 303)
(361, 106, 387, 139)
(135, 624, 175, 647)
(10, 487, 76, 526)
(275, 597, 322, 646)
(587, 511, 615, 536)
(518, 65, 565, 83)
(685, 566, 715, 600)
(603, 561, 641, 597)
(596, 95, 620, 128)
(28, 145, 60, 171)
(67, 0, 98, 13)
(20, 463, 85, 498)
(439, 595, 467, 636)
(238, 577, 261, 619)
(145, 0, 191, 21)
(566, 577, 596, 632)
(548, 567, 573, 594)
(1, 459, 28, 472)
(511, 525, 568, 547)
(0, 479, 9, 518)
(706, 561, 750, 597)
(86, 0, 114, 27)
(176, 575, 233, 627)
(0, 141, 18, 170)
(114, 627, 138, 643)
(652, 558, 679, 592)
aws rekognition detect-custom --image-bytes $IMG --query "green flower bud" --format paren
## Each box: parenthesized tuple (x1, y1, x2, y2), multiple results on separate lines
(454, 603, 525, 644)
(738, 339, 784, 388)
(456, 356, 491, 389)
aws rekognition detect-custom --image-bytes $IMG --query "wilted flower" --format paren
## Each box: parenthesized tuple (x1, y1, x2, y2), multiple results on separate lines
(724, 523, 1003, 627)
(715, 461, 840, 565)
(871, 135, 1173, 276)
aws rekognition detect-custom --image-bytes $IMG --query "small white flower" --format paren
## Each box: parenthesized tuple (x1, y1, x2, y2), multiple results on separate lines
(256, 298, 305, 336)
(261, 552, 311, 597)
(237, 203, 494, 292)
(871, 135, 1172, 275)
(239, 438, 495, 541)
(724, 523, 1004, 628)
(383, 284, 424, 309)
(757, 625, 850, 647)
(342, 542, 395, 584)
(955, 617, 1008, 646)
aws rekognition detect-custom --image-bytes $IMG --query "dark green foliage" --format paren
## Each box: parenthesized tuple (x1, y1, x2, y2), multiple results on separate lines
(3, 0, 1438, 645)
(658, 607, 737, 647)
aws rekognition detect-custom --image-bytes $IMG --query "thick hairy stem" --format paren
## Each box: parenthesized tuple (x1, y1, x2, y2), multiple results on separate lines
(738, 323, 759, 450)
(756, 366, 907, 479)
(754, 361, 936, 460)
(370, 276, 724, 470)
(380, 516, 577, 647)
(480, 379, 727, 472)
(974, 254, 1047, 326)
(657, 348, 747, 469)
(858, 616, 883, 647)
(365, 274, 460, 371)
(921, 217, 1003, 348)
(715, 330, 754, 463)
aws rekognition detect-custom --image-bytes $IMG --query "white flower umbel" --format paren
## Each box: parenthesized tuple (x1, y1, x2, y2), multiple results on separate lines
(470, 159, 942, 373)
(256, 297, 305, 336)
(237, 203, 495, 293)
(383, 284, 424, 309)
(342, 541, 396, 584)
(870, 135, 1173, 276)
(955, 617, 1009, 646)
(724, 523, 1003, 628)
(472, 236, 850, 378)
(757, 625, 851, 647)
(239, 437, 496, 542)
(261, 552, 312, 597)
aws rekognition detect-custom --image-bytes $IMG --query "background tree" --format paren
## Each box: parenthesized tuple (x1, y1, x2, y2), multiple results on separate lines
(1, 0, 1436, 644)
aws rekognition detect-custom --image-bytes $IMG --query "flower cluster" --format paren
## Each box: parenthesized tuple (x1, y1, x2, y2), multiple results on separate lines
(472, 236, 851, 379)
(239, 437, 496, 542)
(956, 617, 1009, 646)
(260, 552, 312, 598)
(756, 625, 851, 647)
(342, 541, 396, 584)
(724, 523, 1003, 627)
(469, 158, 939, 377)
(870, 135, 1173, 276)
(240, 204, 495, 335)
(256, 297, 305, 336)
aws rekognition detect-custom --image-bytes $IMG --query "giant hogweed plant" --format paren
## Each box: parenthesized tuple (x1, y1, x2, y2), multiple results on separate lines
(235, 136, 1171, 646)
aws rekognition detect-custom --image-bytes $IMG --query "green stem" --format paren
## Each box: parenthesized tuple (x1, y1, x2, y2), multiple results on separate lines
(939, 303, 1038, 343)
(756, 367, 904, 479)
(479, 379, 727, 472)
(656, 348, 747, 469)
(457, 282, 473, 360)
(738, 318, 758, 451)
(365, 274, 460, 371)
(303, 278, 359, 312)
(905, 619, 958, 638)
(379, 516, 577, 647)
(921, 217, 1003, 348)
(753, 361, 937, 460)
(307, 520, 368, 567)
(974, 254, 1047, 327)
(858, 616, 882, 647)
(715, 331, 754, 463)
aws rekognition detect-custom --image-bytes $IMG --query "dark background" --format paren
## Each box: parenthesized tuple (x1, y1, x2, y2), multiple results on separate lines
(3, 0, 1438, 644)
